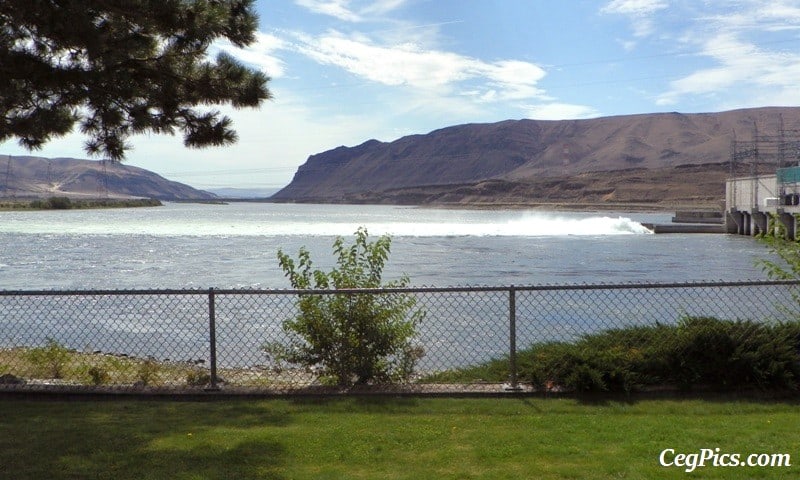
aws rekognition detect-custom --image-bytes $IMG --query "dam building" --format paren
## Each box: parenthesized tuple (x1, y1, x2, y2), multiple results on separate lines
(725, 167, 800, 239)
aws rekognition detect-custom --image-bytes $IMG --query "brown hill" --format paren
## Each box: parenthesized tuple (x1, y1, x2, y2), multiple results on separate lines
(341, 162, 777, 210)
(0, 156, 216, 200)
(273, 106, 799, 208)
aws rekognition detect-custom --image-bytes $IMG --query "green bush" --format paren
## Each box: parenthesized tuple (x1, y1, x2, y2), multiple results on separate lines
(660, 317, 800, 390)
(186, 369, 211, 386)
(265, 227, 424, 387)
(24, 339, 72, 379)
(87, 366, 110, 385)
(46, 196, 72, 209)
(561, 318, 800, 392)
(136, 359, 160, 386)
(429, 317, 800, 393)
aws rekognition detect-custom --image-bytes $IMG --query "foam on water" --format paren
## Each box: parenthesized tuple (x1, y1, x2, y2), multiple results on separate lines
(272, 215, 654, 237)
(0, 209, 653, 237)
(0, 204, 773, 291)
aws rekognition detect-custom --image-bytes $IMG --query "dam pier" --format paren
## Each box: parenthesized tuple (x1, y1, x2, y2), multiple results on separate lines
(725, 169, 800, 240)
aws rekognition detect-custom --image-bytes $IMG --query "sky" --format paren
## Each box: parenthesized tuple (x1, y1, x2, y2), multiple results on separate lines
(3, 0, 800, 190)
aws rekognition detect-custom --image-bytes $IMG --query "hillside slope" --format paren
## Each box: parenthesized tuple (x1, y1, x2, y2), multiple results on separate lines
(273, 107, 798, 206)
(0, 156, 216, 200)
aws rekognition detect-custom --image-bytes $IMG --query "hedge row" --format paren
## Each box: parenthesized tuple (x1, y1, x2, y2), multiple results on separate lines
(426, 317, 800, 393)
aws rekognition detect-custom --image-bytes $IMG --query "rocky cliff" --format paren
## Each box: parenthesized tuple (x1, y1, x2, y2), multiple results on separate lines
(273, 106, 799, 207)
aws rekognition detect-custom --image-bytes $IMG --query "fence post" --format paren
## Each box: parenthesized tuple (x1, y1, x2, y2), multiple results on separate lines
(505, 285, 522, 392)
(205, 287, 220, 392)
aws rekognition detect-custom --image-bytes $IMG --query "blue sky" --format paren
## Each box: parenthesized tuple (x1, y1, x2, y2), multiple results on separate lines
(4, 0, 800, 189)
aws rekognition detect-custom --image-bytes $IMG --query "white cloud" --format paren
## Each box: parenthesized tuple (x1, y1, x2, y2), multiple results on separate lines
(706, 1, 800, 31)
(601, 0, 668, 16)
(482, 61, 547, 101)
(656, 3, 800, 107)
(292, 31, 548, 103)
(601, 0, 668, 37)
(293, 0, 410, 22)
(362, 0, 409, 15)
(295, 33, 469, 89)
(213, 32, 288, 77)
(523, 103, 601, 120)
(294, 0, 362, 22)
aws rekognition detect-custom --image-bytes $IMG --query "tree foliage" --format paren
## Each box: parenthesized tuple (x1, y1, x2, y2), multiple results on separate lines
(0, 0, 271, 160)
(758, 236, 800, 280)
(267, 228, 424, 387)
(757, 214, 800, 280)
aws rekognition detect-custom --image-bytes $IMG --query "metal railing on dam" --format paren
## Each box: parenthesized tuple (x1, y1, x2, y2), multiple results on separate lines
(1, 280, 799, 395)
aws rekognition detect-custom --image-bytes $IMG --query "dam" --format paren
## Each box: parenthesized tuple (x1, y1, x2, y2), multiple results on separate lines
(725, 168, 800, 240)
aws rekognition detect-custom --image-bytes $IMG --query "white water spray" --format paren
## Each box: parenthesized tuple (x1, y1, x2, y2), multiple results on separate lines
(270, 215, 653, 237)
(0, 206, 653, 237)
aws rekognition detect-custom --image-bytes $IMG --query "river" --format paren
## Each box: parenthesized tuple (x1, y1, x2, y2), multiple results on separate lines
(0, 202, 773, 290)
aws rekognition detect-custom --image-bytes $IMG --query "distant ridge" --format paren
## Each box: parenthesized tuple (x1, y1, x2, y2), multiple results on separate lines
(273, 106, 800, 207)
(206, 187, 280, 199)
(0, 155, 216, 201)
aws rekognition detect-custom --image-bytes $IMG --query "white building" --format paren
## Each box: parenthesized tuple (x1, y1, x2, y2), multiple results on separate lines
(725, 167, 800, 238)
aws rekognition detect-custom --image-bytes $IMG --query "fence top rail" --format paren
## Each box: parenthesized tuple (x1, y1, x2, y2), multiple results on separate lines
(1, 279, 799, 297)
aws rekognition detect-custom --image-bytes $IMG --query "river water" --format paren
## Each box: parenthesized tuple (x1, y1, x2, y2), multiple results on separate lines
(0, 202, 773, 290)
(0, 202, 787, 370)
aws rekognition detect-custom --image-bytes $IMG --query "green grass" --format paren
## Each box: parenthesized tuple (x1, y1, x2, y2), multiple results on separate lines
(1, 396, 799, 479)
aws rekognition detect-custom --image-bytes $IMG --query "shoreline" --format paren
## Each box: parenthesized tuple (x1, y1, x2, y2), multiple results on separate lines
(0, 197, 162, 211)
(266, 198, 721, 213)
(419, 201, 719, 213)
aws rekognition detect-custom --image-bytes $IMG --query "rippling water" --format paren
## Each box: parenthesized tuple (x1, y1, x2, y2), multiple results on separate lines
(0, 202, 773, 290)
(0, 202, 784, 369)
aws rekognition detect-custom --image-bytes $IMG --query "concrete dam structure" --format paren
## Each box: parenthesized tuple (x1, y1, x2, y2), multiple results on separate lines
(725, 168, 800, 240)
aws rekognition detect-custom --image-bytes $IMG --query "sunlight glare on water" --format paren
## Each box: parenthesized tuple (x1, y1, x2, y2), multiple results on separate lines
(0, 203, 772, 290)
(0, 204, 653, 237)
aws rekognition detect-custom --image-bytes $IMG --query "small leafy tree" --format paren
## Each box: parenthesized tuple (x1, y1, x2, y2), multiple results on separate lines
(24, 338, 71, 379)
(757, 221, 800, 311)
(266, 227, 424, 387)
(757, 217, 800, 280)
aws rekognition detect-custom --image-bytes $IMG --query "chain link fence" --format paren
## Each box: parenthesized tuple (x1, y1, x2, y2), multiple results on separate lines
(1, 280, 799, 395)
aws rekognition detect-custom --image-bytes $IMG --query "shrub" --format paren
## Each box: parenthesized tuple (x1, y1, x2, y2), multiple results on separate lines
(46, 196, 72, 209)
(87, 366, 110, 385)
(663, 317, 800, 390)
(136, 359, 160, 386)
(24, 339, 72, 379)
(432, 317, 800, 393)
(186, 369, 211, 386)
(526, 341, 648, 393)
(265, 227, 424, 387)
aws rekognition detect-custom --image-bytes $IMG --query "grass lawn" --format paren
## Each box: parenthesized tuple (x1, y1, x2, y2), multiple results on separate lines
(1, 395, 798, 479)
